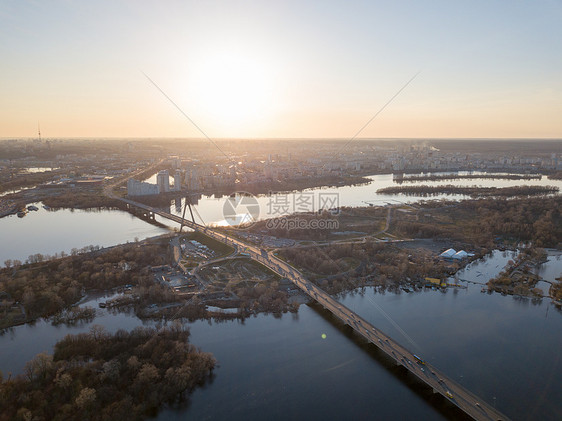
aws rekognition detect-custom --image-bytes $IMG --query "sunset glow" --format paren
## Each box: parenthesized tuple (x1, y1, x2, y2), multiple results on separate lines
(1, 1, 561, 139)
(186, 50, 275, 132)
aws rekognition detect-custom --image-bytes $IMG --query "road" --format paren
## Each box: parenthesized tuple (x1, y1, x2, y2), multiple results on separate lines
(111, 194, 510, 421)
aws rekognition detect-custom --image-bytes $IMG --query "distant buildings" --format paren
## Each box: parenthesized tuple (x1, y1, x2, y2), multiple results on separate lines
(127, 169, 182, 196)
(123, 146, 561, 198)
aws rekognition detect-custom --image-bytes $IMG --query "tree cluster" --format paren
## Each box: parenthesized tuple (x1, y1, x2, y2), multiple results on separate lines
(0, 243, 168, 329)
(393, 196, 562, 248)
(0, 324, 216, 421)
(230, 280, 290, 314)
(250, 211, 340, 240)
(377, 184, 559, 197)
(41, 191, 121, 210)
(279, 241, 453, 294)
(551, 278, 562, 301)
(486, 247, 548, 296)
(0, 169, 64, 194)
(396, 173, 541, 183)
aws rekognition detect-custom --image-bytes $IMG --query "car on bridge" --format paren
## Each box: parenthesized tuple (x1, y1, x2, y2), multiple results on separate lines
(413, 354, 425, 365)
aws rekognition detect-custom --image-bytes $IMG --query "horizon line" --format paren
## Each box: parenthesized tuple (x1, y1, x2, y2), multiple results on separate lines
(2, 136, 562, 142)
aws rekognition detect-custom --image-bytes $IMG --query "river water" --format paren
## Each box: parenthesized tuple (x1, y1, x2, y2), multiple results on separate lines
(0, 203, 169, 263)
(1, 172, 561, 419)
(163, 172, 562, 226)
(2, 172, 561, 263)
(0, 250, 560, 420)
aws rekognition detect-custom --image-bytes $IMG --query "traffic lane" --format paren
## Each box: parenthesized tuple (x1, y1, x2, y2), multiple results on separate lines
(421, 367, 492, 419)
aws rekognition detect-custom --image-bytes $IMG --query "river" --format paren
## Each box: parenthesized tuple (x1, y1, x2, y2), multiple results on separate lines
(0, 250, 560, 420)
(0, 202, 170, 263)
(1, 172, 561, 419)
(157, 172, 562, 226)
(2, 171, 560, 263)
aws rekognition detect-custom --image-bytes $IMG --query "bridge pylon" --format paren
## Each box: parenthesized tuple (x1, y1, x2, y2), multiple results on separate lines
(179, 194, 195, 232)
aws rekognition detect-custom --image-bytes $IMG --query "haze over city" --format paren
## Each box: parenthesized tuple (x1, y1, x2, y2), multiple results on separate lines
(2, 0, 562, 139)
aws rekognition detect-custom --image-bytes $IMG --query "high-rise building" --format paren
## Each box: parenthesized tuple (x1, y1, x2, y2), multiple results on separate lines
(174, 170, 182, 191)
(185, 168, 201, 190)
(156, 170, 170, 193)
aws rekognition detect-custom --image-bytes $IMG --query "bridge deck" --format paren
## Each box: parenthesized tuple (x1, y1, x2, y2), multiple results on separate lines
(121, 198, 510, 421)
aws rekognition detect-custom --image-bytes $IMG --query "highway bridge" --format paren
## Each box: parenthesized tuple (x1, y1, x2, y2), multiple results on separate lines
(118, 197, 510, 421)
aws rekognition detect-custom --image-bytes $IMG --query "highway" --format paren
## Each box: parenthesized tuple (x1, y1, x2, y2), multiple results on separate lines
(116, 196, 510, 421)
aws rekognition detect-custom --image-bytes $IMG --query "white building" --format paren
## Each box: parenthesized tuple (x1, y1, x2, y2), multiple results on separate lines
(156, 170, 170, 193)
(452, 250, 468, 260)
(439, 248, 456, 259)
(127, 179, 159, 196)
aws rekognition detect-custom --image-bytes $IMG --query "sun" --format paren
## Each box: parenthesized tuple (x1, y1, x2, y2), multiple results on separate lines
(187, 51, 272, 132)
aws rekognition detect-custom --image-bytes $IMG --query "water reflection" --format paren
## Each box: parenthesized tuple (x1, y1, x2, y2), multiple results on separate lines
(0, 202, 169, 263)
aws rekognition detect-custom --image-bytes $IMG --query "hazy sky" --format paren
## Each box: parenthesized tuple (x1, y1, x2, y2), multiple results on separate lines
(1, 0, 561, 139)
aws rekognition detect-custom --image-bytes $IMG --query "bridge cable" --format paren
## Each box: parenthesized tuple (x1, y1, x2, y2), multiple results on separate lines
(142, 71, 236, 166)
(322, 71, 420, 174)
(297, 238, 422, 353)
(363, 293, 422, 352)
(189, 200, 207, 226)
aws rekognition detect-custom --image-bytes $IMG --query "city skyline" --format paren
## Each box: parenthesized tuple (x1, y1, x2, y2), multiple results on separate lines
(1, 0, 562, 139)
